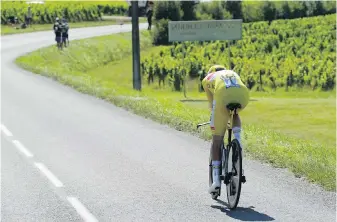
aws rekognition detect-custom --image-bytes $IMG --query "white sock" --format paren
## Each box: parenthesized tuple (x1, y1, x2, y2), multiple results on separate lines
(233, 127, 244, 161)
(232, 127, 241, 145)
(212, 160, 221, 182)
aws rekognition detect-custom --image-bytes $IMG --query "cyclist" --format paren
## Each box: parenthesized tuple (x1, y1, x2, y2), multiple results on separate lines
(61, 18, 69, 46)
(201, 65, 249, 194)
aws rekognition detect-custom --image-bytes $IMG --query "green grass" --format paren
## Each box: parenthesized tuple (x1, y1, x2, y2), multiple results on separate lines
(183, 94, 336, 148)
(1, 16, 147, 35)
(16, 31, 336, 191)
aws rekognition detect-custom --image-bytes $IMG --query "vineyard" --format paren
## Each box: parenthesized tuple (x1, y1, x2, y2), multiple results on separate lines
(0, 1, 128, 24)
(142, 14, 336, 92)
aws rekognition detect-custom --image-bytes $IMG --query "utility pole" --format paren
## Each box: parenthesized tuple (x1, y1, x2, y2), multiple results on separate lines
(131, 0, 141, 91)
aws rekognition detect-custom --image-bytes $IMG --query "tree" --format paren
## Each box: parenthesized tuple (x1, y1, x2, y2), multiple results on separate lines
(262, 1, 277, 22)
(304, 1, 315, 17)
(153, 1, 182, 21)
(152, 1, 182, 45)
(322, 1, 336, 14)
(289, 1, 306, 18)
(281, 1, 291, 19)
(180, 1, 197, 21)
(208, 1, 232, 20)
(195, 1, 232, 20)
(224, 0, 243, 19)
(313, 1, 325, 16)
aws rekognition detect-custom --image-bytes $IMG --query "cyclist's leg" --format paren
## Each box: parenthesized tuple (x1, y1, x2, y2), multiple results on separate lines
(64, 34, 68, 46)
(232, 113, 242, 145)
(209, 88, 230, 193)
(55, 36, 60, 47)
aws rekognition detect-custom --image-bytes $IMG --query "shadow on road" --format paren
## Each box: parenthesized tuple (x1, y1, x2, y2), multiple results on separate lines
(180, 99, 208, 103)
(211, 199, 275, 221)
(180, 99, 258, 103)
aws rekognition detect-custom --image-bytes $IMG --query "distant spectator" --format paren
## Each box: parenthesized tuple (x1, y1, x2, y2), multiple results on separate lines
(20, 23, 27, 29)
(199, 68, 206, 92)
(146, 1, 154, 30)
(27, 6, 32, 27)
(7, 16, 15, 26)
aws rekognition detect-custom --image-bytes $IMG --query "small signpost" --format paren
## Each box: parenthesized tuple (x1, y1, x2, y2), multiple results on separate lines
(131, 1, 141, 91)
(168, 19, 242, 98)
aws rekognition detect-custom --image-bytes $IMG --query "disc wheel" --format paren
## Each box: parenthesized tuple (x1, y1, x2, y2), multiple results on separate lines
(226, 139, 243, 209)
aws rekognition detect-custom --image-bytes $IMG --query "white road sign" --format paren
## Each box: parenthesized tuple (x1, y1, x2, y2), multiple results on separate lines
(168, 19, 242, 42)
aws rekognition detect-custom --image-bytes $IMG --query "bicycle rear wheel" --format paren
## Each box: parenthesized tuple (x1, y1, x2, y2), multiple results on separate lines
(226, 139, 243, 209)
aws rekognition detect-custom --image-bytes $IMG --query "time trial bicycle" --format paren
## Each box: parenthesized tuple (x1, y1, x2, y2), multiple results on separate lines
(197, 103, 246, 209)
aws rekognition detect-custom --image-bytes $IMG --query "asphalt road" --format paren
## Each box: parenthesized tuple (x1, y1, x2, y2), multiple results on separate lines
(1, 24, 336, 222)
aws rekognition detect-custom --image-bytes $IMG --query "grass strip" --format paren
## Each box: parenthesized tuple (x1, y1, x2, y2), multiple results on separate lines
(15, 31, 336, 191)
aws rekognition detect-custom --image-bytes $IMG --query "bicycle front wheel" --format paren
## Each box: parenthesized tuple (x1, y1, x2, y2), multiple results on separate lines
(226, 139, 243, 209)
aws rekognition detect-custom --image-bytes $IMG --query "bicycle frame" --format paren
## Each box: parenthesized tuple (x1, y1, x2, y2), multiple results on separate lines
(196, 108, 237, 146)
(226, 108, 237, 146)
(197, 107, 244, 208)
(197, 108, 238, 184)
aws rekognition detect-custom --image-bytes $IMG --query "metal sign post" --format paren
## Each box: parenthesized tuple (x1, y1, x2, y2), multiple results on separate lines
(228, 40, 231, 70)
(183, 51, 187, 98)
(131, 0, 141, 91)
(168, 19, 242, 98)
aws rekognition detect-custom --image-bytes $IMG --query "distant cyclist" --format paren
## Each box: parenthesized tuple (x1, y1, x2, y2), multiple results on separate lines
(61, 18, 69, 46)
(201, 65, 250, 194)
(53, 17, 62, 47)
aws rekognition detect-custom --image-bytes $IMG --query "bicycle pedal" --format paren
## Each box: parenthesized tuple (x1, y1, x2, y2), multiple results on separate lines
(224, 175, 230, 185)
(241, 175, 246, 183)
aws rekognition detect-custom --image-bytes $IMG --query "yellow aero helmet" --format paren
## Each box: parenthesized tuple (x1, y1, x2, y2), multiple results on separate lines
(207, 65, 226, 74)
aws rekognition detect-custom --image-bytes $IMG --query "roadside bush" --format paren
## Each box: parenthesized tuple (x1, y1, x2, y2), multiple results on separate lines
(152, 19, 170, 46)
(152, 1, 182, 46)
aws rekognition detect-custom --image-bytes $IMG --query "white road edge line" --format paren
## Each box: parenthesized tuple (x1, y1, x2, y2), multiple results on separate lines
(67, 197, 98, 222)
(12, 140, 33, 157)
(1, 124, 13, 137)
(34, 162, 64, 188)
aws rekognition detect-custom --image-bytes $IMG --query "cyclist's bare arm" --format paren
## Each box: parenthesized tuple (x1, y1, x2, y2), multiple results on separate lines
(202, 77, 214, 111)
